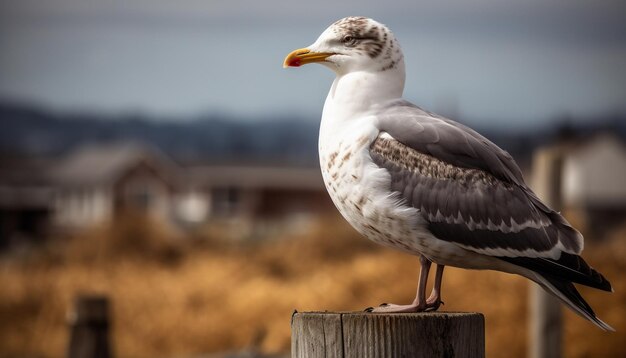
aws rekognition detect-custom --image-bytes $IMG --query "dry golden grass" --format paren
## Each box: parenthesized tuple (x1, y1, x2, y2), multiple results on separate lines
(0, 214, 624, 358)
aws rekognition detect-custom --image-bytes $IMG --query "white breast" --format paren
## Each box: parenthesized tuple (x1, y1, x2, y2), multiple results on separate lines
(318, 114, 427, 254)
(317, 73, 492, 268)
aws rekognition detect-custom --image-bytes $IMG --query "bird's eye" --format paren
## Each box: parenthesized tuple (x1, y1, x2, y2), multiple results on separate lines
(342, 36, 358, 47)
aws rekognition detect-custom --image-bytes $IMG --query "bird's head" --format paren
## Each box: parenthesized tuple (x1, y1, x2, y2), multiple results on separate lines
(283, 16, 404, 75)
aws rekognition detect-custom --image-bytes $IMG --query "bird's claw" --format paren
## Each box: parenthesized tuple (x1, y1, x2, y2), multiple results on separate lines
(364, 307, 374, 312)
(379, 303, 389, 307)
(424, 299, 444, 312)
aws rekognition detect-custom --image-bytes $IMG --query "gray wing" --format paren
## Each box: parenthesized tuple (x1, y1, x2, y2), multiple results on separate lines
(376, 100, 525, 185)
(372, 100, 583, 258)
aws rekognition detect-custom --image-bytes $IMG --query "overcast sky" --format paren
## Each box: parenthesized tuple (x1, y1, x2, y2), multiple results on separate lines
(1, 0, 625, 127)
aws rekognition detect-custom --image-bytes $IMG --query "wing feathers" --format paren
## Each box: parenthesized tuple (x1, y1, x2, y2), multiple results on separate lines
(376, 100, 525, 185)
(370, 132, 580, 258)
(502, 253, 612, 292)
(538, 275, 613, 331)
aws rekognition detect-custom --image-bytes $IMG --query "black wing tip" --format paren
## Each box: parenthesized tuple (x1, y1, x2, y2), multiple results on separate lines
(596, 317, 616, 332)
(595, 274, 614, 292)
(501, 253, 613, 292)
(563, 253, 614, 292)
(542, 275, 614, 331)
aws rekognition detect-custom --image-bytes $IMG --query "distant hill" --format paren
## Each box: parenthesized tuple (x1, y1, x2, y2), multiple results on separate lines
(1, 101, 624, 167)
(0, 102, 320, 165)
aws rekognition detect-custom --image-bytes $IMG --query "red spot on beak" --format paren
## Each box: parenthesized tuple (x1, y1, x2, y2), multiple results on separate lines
(288, 58, 302, 67)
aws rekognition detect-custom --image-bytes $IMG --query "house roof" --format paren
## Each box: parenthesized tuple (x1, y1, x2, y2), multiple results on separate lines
(51, 141, 325, 191)
(0, 156, 55, 209)
(186, 165, 324, 190)
(52, 141, 179, 187)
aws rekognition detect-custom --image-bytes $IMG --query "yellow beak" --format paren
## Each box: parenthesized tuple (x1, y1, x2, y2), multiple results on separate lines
(283, 48, 335, 68)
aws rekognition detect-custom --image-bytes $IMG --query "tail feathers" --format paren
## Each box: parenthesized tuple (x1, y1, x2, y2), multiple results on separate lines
(539, 274, 614, 331)
(502, 253, 612, 292)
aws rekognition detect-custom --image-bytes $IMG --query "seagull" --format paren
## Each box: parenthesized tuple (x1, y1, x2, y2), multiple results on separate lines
(283, 16, 613, 330)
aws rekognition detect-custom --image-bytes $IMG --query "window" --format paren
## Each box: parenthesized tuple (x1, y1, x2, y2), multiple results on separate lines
(211, 187, 239, 216)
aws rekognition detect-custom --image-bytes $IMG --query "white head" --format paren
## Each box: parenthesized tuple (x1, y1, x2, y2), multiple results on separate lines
(283, 16, 405, 76)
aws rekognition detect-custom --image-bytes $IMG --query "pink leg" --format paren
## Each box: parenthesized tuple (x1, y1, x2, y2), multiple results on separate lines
(367, 255, 432, 313)
(425, 264, 445, 311)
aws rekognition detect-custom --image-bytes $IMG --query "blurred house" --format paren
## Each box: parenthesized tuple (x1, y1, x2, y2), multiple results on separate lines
(562, 134, 626, 234)
(0, 141, 333, 246)
(185, 166, 328, 221)
(0, 155, 54, 248)
(533, 133, 626, 236)
(51, 142, 178, 228)
(178, 165, 331, 239)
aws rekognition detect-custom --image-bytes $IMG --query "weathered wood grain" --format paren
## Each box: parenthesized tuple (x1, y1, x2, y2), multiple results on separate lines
(292, 311, 484, 358)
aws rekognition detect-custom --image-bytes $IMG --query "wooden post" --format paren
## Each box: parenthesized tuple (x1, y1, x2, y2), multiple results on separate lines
(529, 147, 564, 358)
(291, 312, 484, 358)
(67, 295, 112, 358)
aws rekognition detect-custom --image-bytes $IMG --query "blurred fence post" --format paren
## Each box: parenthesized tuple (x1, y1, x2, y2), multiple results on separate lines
(67, 295, 112, 358)
(530, 147, 564, 358)
(292, 311, 484, 358)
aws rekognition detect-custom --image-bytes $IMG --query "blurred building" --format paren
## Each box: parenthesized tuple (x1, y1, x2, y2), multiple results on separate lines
(562, 133, 626, 235)
(185, 166, 328, 220)
(52, 142, 178, 228)
(533, 133, 626, 236)
(0, 142, 333, 247)
(0, 155, 54, 248)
